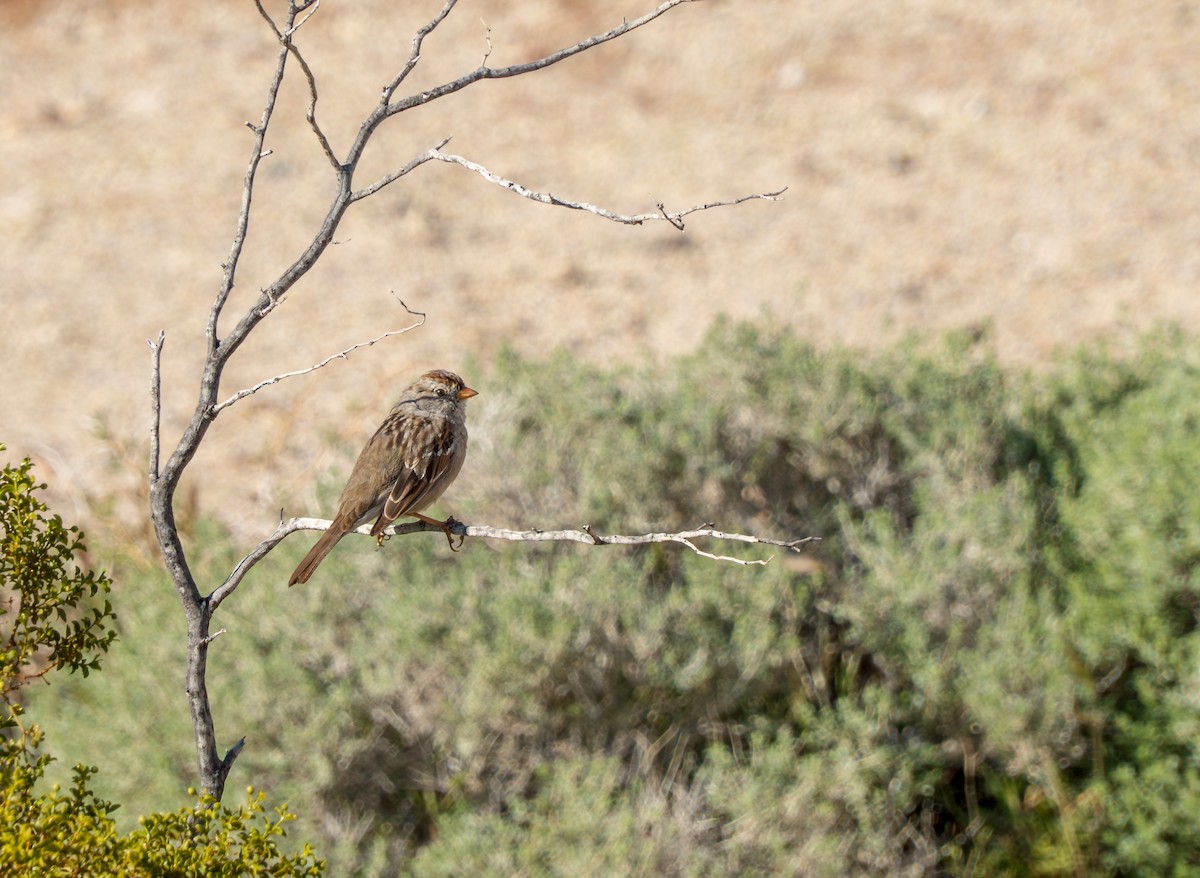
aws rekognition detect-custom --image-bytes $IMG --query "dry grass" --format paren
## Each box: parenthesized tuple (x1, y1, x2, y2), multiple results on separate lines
(1, 0, 1198, 535)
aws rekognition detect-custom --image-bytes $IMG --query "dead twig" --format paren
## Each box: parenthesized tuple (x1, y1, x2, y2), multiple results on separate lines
(211, 301, 425, 414)
(147, 331, 165, 482)
(209, 519, 817, 610)
(429, 149, 785, 228)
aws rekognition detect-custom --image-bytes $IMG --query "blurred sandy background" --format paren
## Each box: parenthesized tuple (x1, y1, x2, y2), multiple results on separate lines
(1, 0, 1197, 537)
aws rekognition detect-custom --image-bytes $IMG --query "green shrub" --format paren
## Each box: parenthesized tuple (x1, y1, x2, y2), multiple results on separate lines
(0, 448, 324, 876)
(0, 760, 321, 878)
(24, 326, 1200, 876)
(409, 753, 722, 878)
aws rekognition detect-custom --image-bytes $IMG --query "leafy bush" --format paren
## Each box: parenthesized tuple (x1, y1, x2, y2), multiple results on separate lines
(0, 761, 321, 878)
(25, 325, 1200, 876)
(0, 448, 324, 876)
(0, 450, 117, 695)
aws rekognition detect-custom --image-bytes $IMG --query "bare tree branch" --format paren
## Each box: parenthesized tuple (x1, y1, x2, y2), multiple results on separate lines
(479, 18, 494, 67)
(211, 0, 292, 350)
(251, 0, 336, 167)
(289, 49, 339, 170)
(348, 137, 452, 203)
(382, 0, 460, 105)
(208, 518, 816, 611)
(200, 628, 227, 646)
(204, 0, 770, 384)
(147, 331, 165, 482)
(286, 0, 321, 35)
(429, 149, 787, 227)
(252, 0, 283, 36)
(212, 303, 426, 414)
(279, 4, 340, 169)
(382, 0, 704, 118)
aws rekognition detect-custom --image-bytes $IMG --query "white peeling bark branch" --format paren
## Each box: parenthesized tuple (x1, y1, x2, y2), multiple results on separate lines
(147, 331, 165, 482)
(209, 519, 817, 611)
(429, 149, 787, 228)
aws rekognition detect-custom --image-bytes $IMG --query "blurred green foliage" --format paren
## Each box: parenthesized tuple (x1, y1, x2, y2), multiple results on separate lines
(26, 324, 1200, 875)
(0, 449, 323, 876)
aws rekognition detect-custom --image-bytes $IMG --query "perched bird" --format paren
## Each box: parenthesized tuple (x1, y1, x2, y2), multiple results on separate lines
(288, 369, 477, 586)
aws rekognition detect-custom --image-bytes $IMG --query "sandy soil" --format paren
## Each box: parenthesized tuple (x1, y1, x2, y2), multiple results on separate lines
(1, 0, 1198, 536)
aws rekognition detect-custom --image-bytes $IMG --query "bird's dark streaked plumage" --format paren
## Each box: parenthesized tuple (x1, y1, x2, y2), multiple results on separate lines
(288, 369, 476, 586)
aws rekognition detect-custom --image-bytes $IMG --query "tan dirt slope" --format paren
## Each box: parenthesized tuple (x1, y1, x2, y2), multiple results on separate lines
(1, 0, 1198, 534)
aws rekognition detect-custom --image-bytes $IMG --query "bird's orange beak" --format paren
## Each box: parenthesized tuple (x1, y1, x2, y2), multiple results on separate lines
(457, 387, 479, 400)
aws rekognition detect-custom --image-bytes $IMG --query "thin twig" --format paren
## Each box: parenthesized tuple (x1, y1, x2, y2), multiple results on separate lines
(286, 0, 321, 36)
(658, 202, 685, 231)
(148, 331, 165, 482)
(200, 628, 227, 646)
(384, 0, 704, 118)
(288, 46, 339, 169)
(210, 0, 291, 352)
(211, 304, 426, 414)
(209, 519, 817, 611)
(280, 4, 339, 169)
(437, 523, 817, 557)
(251, 0, 283, 37)
(480, 18, 493, 67)
(382, 0, 459, 105)
(348, 138, 452, 202)
(222, 737, 247, 774)
(428, 150, 785, 228)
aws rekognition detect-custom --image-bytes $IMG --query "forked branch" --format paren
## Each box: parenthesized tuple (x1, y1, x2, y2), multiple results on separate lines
(383, 0, 705, 115)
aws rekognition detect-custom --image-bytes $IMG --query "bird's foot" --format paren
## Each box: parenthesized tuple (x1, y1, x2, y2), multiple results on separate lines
(412, 512, 465, 551)
(444, 516, 465, 552)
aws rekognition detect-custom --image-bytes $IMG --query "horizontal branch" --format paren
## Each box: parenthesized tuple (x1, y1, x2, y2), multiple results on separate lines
(452, 523, 816, 561)
(429, 149, 786, 228)
(208, 517, 817, 612)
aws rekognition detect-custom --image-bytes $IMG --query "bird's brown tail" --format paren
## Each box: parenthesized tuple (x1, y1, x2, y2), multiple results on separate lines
(288, 527, 346, 586)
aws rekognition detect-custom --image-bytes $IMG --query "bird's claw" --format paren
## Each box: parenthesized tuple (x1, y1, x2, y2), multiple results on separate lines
(444, 516, 465, 552)
(410, 512, 465, 551)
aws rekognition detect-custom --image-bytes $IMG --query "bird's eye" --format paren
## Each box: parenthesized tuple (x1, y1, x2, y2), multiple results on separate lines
(436, 388, 445, 397)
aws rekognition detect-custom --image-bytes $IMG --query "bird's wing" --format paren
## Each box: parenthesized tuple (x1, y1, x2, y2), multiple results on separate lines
(371, 416, 459, 535)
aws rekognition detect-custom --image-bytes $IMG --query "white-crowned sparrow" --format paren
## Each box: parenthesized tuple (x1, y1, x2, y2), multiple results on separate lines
(288, 369, 477, 586)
